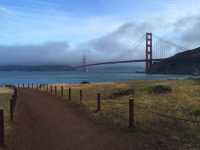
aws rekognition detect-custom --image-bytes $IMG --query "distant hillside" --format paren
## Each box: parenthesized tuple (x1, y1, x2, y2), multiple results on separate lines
(150, 47, 200, 75)
(0, 65, 74, 71)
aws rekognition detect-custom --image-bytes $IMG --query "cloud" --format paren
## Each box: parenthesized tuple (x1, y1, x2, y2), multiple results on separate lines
(0, 22, 151, 66)
(80, 11, 200, 63)
(0, 42, 73, 65)
(0, 4, 126, 45)
(83, 22, 153, 62)
(1, 0, 200, 66)
(159, 13, 200, 50)
(1, 15, 200, 66)
(0, 6, 11, 14)
(178, 16, 200, 48)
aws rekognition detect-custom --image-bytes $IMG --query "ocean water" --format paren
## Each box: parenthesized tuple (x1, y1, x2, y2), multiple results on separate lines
(0, 71, 192, 85)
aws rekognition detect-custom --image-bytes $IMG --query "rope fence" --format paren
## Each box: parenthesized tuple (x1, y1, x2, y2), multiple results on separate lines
(16, 83, 200, 130)
(135, 102, 200, 125)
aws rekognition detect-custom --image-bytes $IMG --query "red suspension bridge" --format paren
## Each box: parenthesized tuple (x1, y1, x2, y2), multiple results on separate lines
(76, 33, 187, 73)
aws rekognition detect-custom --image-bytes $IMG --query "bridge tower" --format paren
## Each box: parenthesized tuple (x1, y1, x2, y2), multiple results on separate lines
(82, 55, 87, 72)
(145, 32, 153, 73)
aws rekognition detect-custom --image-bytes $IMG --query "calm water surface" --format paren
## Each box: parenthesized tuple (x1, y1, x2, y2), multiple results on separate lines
(0, 71, 193, 85)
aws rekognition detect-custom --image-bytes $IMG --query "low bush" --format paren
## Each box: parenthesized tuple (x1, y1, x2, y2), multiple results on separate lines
(110, 89, 134, 98)
(147, 85, 172, 94)
(80, 81, 90, 84)
(190, 109, 200, 118)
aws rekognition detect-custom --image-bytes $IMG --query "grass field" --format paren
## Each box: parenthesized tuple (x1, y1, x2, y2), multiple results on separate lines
(0, 80, 199, 149)
(45, 79, 200, 149)
(0, 87, 13, 149)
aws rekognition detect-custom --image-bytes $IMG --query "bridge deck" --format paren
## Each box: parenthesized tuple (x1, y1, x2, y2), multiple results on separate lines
(76, 59, 164, 68)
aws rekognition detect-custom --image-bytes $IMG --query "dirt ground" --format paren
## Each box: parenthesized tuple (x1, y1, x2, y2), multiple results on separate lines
(8, 89, 175, 150)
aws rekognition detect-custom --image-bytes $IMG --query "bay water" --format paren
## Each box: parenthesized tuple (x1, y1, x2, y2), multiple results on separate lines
(0, 71, 191, 85)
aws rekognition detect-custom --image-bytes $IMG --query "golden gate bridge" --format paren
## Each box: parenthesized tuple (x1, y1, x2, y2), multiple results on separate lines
(76, 33, 187, 73)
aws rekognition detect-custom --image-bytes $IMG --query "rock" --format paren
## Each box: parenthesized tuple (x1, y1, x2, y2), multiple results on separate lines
(80, 81, 90, 84)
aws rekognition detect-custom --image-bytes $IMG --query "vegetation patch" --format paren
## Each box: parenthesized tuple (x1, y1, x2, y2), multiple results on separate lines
(190, 109, 200, 118)
(0, 88, 13, 148)
(146, 85, 172, 94)
(80, 81, 90, 84)
(52, 80, 199, 149)
(110, 89, 134, 98)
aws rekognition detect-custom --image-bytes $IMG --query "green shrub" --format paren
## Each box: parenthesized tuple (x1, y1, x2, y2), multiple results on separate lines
(190, 109, 200, 118)
(147, 85, 172, 94)
(80, 81, 90, 84)
(110, 89, 134, 98)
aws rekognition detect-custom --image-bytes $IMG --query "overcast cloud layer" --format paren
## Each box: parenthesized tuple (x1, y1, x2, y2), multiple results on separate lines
(0, 0, 200, 66)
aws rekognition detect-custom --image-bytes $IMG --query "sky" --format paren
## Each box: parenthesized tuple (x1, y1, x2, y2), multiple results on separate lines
(0, 0, 200, 65)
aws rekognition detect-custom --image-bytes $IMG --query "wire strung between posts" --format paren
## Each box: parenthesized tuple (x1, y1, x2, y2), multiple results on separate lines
(135, 102, 200, 125)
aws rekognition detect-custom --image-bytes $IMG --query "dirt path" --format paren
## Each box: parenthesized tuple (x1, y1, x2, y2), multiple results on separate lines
(9, 89, 160, 150)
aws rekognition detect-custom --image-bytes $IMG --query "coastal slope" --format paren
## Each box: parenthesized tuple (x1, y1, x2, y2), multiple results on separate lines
(151, 47, 200, 75)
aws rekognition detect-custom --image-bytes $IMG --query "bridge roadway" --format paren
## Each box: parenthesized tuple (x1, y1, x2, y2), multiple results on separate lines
(76, 58, 165, 68)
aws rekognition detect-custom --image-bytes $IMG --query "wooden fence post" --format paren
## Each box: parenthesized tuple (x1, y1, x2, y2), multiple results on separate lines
(14, 87, 17, 97)
(80, 90, 83, 104)
(22, 83, 24, 88)
(129, 98, 135, 128)
(0, 109, 4, 146)
(96, 93, 101, 112)
(61, 86, 64, 97)
(10, 98, 14, 121)
(50, 86, 53, 95)
(12, 91, 17, 106)
(68, 88, 71, 100)
(54, 86, 57, 96)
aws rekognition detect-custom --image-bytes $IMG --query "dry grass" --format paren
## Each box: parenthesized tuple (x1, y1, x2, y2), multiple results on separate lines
(49, 80, 200, 120)
(0, 88, 13, 95)
(0, 87, 13, 149)
(45, 79, 200, 149)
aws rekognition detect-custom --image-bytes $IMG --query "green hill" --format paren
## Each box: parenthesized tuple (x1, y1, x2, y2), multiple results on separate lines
(151, 47, 200, 75)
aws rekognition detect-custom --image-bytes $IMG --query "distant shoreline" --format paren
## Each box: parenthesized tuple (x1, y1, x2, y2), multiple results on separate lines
(0, 65, 75, 71)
